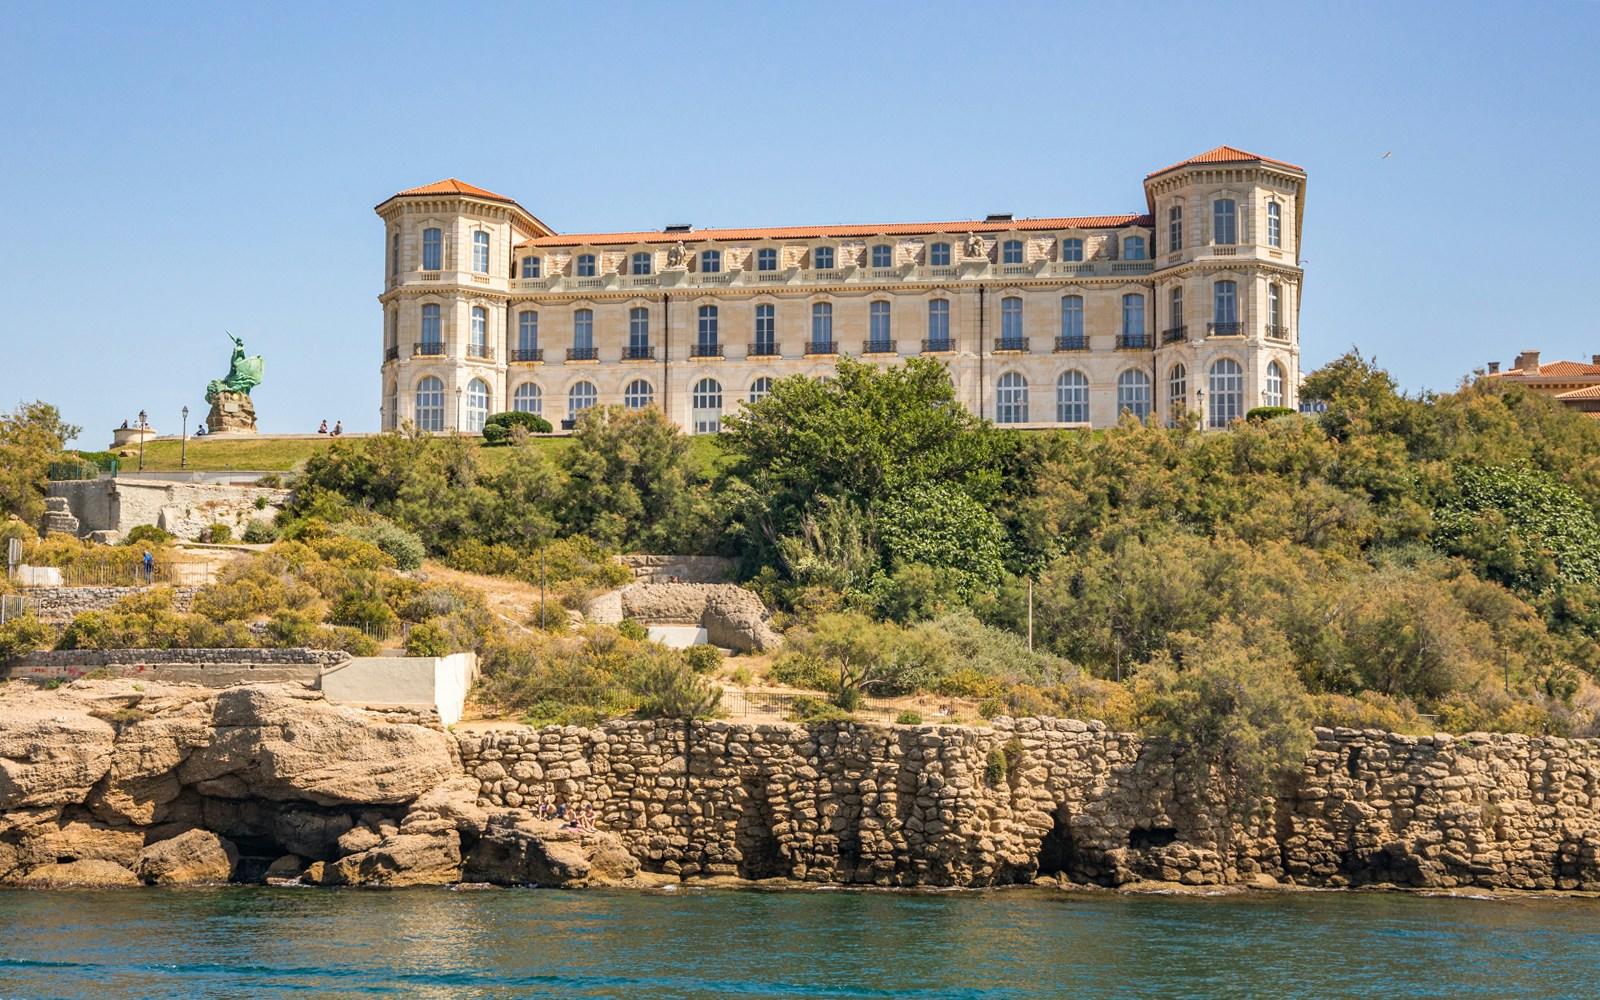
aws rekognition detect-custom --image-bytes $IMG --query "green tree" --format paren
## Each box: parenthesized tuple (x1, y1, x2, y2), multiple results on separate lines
(1434, 464, 1600, 594)
(0, 401, 82, 525)
(557, 405, 708, 552)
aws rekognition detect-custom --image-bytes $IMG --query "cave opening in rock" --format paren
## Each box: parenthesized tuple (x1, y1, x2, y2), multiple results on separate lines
(1037, 811, 1079, 879)
(1127, 827, 1178, 849)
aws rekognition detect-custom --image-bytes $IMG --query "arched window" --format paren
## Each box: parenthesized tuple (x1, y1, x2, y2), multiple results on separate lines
(1208, 359, 1244, 428)
(473, 231, 490, 274)
(1213, 280, 1238, 332)
(1060, 295, 1084, 347)
(466, 378, 490, 431)
(573, 308, 594, 353)
(753, 304, 776, 355)
(512, 382, 542, 415)
(929, 242, 951, 267)
(420, 304, 441, 350)
(756, 247, 778, 271)
(927, 299, 950, 348)
(748, 377, 774, 404)
(629, 307, 650, 356)
(422, 228, 442, 271)
(631, 252, 652, 275)
(517, 311, 538, 360)
(623, 379, 654, 410)
(700, 249, 721, 273)
(1267, 202, 1282, 248)
(1213, 199, 1237, 245)
(1117, 369, 1151, 421)
(1121, 293, 1146, 346)
(1168, 285, 1184, 337)
(871, 244, 893, 268)
(520, 256, 541, 279)
(1168, 204, 1183, 253)
(415, 376, 445, 432)
(869, 301, 892, 349)
(1000, 296, 1023, 347)
(1168, 364, 1188, 424)
(692, 377, 723, 434)
(470, 306, 487, 356)
(811, 302, 833, 352)
(1060, 238, 1084, 262)
(568, 380, 598, 420)
(1123, 236, 1146, 261)
(813, 246, 834, 269)
(996, 372, 1029, 424)
(1002, 239, 1024, 264)
(576, 253, 596, 277)
(1056, 370, 1088, 424)
(1264, 361, 1285, 408)
(697, 305, 719, 355)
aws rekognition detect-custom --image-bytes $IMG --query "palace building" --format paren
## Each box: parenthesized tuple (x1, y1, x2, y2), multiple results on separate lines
(375, 146, 1305, 434)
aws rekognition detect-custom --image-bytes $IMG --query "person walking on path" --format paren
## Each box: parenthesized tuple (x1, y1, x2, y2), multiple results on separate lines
(141, 550, 154, 585)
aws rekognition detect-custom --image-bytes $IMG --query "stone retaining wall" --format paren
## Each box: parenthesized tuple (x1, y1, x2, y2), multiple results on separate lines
(24, 586, 199, 622)
(3, 647, 348, 687)
(617, 555, 735, 585)
(457, 720, 1600, 891)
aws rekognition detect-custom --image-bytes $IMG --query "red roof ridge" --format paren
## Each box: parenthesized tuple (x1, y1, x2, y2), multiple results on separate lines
(519, 213, 1153, 249)
(392, 178, 516, 204)
(1146, 145, 1304, 179)
(1555, 384, 1600, 399)
(1494, 360, 1600, 378)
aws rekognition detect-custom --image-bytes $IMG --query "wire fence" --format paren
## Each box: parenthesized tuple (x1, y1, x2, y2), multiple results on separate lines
(13, 560, 215, 589)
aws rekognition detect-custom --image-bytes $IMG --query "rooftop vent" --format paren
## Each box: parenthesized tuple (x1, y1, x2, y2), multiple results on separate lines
(985, 213, 1014, 224)
(664, 224, 692, 233)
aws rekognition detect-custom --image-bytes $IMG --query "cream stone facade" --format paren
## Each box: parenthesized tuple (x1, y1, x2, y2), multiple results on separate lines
(375, 147, 1305, 434)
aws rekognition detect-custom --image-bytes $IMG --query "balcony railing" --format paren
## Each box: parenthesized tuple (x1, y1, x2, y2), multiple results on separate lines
(1162, 326, 1189, 345)
(413, 342, 445, 357)
(466, 345, 494, 360)
(567, 347, 600, 361)
(1054, 335, 1089, 352)
(1266, 325, 1292, 342)
(805, 340, 838, 355)
(1116, 334, 1151, 350)
(689, 343, 723, 358)
(747, 342, 780, 358)
(921, 338, 954, 353)
(384, 345, 399, 362)
(510, 348, 544, 363)
(1208, 322, 1244, 337)
(622, 345, 656, 360)
(862, 339, 897, 355)
(994, 337, 1029, 352)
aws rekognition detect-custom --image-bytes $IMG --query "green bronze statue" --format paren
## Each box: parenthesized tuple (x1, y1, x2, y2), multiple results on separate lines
(206, 332, 264, 402)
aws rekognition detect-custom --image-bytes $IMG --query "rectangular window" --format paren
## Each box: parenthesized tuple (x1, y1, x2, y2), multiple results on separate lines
(422, 228, 442, 271)
(574, 309, 594, 350)
(390, 232, 399, 276)
(754, 304, 776, 354)
(1123, 236, 1145, 260)
(1213, 200, 1237, 246)
(1122, 294, 1146, 339)
(813, 247, 834, 269)
(1060, 238, 1083, 262)
(470, 308, 486, 351)
(928, 300, 949, 342)
(473, 231, 490, 274)
(520, 256, 541, 279)
(929, 243, 950, 267)
(811, 303, 832, 348)
(1001, 297, 1022, 340)
(1168, 205, 1183, 253)
(421, 304, 441, 345)
(1267, 202, 1282, 248)
(870, 301, 891, 341)
(698, 305, 718, 347)
(632, 252, 652, 275)
(871, 244, 893, 268)
(1061, 296, 1083, 339)
(577, 254, 596, 277)
(1002, 240, 1024, 264)
(756, 248, 778, 271)
(518, 312, 538, 352)
(1268, 285, 1281, 327)
(629, 308, 649, 349)
(1213, 282, 1238, 325)
(701, 250, 721, 273)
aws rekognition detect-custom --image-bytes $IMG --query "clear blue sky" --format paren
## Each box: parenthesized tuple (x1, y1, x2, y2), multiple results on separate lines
(3, 1, 1597, 444)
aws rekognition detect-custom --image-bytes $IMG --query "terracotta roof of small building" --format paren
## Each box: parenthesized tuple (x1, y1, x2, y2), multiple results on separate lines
(518, 214, 1153, 249)
(391, 178, 517, 204)
(1489, 360, 1600, 379)
(1555, 384, 1600, 399)
(1145, 145, 1305, 179)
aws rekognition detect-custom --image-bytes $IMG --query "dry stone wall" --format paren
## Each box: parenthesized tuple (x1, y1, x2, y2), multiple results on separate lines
(25, 586, 199, 622)
(3, 648, 346, 687)
(459, 720, 1600, 891)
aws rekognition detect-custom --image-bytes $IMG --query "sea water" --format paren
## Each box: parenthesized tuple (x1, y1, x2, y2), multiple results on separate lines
(2, 886, 1597, 999)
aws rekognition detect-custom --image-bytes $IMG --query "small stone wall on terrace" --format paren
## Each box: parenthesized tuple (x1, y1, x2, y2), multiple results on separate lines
(24, 586, 199, 622)
(457, 720, 1600, 891)
(617, 555, 735, 585)
(3, 647, 348, 687)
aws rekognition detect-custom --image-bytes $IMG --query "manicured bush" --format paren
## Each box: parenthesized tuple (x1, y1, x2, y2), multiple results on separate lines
(483, 410, 552, 443)
(1245, 406, 1296, 422)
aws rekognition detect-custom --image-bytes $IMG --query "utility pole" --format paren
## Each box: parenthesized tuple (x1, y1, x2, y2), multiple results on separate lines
(540, 545, 547, 630)
(1027, 578, 1034, 652)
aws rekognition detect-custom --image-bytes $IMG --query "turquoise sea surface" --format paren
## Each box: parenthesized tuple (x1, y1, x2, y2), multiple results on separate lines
(1, 886, 1597, 999)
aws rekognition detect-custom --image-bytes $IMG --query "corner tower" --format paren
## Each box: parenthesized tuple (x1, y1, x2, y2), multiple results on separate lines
(1144, 147, 1306, 426)
(375, 180, 552, 431)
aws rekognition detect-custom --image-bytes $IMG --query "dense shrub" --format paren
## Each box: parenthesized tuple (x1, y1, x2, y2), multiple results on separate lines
(1246, 406, 1296, 422)
(404, 620, 450, 657)
(202, 523, 233, 544)
(334, 519, 425, 571)
(684, 644, 723, 673)
(121, 524, 174, 546)
(482, 410, 553, 444)
(242, 519, 278, 544)
(0, 615, 53, 660)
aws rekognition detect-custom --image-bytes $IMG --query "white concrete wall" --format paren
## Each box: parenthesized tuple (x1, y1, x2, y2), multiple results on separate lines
(321, 652, 479, 727)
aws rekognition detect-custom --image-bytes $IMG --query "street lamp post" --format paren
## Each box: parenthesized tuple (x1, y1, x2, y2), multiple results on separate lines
(455, 386, 463, 434)
(1195, 387, 1206, 429)
(137, 409, 147, 472)
(180, 406, 189, 470)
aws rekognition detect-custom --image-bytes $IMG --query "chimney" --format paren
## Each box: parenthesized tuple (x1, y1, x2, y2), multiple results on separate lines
(1515, 350, 1541, 373)
(1591, 355, 1600, 366)
(1487, 362, 1500, 374)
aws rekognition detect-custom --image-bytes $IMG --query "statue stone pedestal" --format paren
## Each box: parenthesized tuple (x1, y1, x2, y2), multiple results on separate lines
(207, 391, 257, 434)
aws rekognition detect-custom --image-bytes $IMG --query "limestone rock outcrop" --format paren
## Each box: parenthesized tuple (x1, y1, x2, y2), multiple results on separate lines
(136, 829, 238, 884)
(463, 810, 640, 887)
(583, 583, 782, 652)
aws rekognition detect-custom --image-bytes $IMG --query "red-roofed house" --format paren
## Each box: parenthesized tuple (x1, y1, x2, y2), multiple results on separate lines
(375, 148, 1306, 434)
(1483, 350, 1600, 416)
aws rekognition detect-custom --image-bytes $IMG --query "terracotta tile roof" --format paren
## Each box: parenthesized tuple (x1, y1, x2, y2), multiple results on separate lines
(518, 214, 1153, 249)
(1491, 360, 1600, 379)
(1146, 145, 1304, 179)
(1555, 384, 1600, 399)
(392, 178, 517, 204)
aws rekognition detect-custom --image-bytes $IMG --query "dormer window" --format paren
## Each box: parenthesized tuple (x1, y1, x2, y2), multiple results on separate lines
(1267, 202, 1282, 248)
(1002, 239, 1024, 264)
(1213, 199, 1237, 245)
(521, 256, 541, 279)
(473, 231, 490, 274)
(756, 247, 778, 271)
(1060, 238, 1084, 262)
(576, 253, 596, 277)
(871, 244, 893, 268)
(631, 252, 653, 275)
(701, 249, 722, 273)
(930, 242, 951, 266)
(1124, 236, 1146, 261)
(813, 246, 835, 269)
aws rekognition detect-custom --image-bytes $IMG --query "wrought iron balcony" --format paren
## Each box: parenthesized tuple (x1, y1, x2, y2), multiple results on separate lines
(805, 339, 838, 355)
(510, 348, 544, 362)
(1054, 335, 1089, 352)
(862, 339, 897, 355)
(1208, 322, 1244, 337)
(1116, 334, 1151, 350)
(1266, 325, 1292, 342)
(689, 343, 723, 358)
(994, 337, 1029, 352)
(748, 341, 780, 358)
(412, 342, 445, 357)
(921, 338, 954, 353)
(466, 345, 494, 360)
(1162, 326, 1188, 344)
(567, 347, 600, 361)
(384, 345, 399, 362)
(622, 345, 656, 360)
